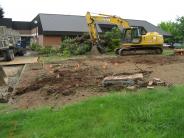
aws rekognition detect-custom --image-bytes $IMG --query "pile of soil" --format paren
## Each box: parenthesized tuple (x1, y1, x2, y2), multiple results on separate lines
(16, 66, 105, 96)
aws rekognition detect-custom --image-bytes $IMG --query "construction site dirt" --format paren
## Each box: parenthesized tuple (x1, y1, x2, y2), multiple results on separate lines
(11, 54, 184, 108)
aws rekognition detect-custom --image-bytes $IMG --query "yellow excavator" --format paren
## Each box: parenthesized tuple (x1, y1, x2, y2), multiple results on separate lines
(86, 12, 164, 55)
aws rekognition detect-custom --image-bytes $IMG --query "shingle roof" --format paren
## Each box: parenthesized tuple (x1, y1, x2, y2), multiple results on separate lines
(38, 13, 171, 36)
(39, 14, 90, 33)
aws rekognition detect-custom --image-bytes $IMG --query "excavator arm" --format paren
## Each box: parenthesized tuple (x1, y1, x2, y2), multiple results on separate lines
(86, 12, 130, 53)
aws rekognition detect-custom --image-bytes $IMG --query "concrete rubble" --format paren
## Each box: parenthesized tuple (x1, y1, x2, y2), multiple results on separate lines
(102, 73, 144, 88)
(102, 73, 167, 90)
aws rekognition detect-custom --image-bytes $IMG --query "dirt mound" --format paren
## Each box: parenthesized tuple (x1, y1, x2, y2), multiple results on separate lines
(16, 66, 104, 96)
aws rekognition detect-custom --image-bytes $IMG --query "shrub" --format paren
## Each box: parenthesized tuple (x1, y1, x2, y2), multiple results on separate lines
(38, 47, 59, 56)
(60, 37, 92, 56)
(102, 27, 122, 52)
(31, 35, 92, 57)
(30, 43, 41, 51)
(30, 43, 59, 56)
(75, 43, 92, 55)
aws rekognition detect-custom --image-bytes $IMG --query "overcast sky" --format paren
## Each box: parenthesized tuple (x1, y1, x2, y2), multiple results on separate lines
(1, 0, 183, 25)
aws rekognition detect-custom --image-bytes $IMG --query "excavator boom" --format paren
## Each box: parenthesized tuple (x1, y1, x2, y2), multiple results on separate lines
(86, 12, 129, 46)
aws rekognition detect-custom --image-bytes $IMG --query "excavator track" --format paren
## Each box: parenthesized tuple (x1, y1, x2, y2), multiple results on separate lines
(117, 46, 163, 56)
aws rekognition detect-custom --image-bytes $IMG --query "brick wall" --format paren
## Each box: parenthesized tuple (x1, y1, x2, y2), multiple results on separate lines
(43, 36, 61, 48)
(37, 35, 62, 48)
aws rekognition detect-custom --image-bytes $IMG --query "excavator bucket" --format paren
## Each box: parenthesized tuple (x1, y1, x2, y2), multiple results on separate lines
(0, 66, 8, 86)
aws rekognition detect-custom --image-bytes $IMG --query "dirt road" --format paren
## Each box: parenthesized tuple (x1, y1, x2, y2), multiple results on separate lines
(12, 54, 184, 108)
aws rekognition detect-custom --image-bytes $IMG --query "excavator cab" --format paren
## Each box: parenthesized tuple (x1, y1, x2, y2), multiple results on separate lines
(122, 26, 147, 44)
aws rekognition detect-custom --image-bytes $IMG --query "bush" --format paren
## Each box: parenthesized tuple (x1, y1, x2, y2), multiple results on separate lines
(31, 35, 92, 57)
(60, 37, 92, 56)
(30, 43, 41, 51)
(102, 27, 122, 52)
(30, 43, 59, 56)
(76, 43, 92, 55)
(38, 47, 59, 56)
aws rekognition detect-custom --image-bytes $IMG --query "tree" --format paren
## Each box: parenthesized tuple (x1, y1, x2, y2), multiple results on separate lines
(158, 16, 184, 43)
(0, 6, 4, 18)
(176, 17, 184, 41)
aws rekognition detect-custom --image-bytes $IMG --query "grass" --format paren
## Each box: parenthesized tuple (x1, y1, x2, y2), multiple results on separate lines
(37, 47, 174, 64)
(162, 48, 174, 56)
(38, 55, 86, 63)
(1, 86, 184, 138)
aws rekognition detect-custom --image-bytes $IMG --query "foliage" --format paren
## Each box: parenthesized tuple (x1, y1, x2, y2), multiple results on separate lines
(176, 16, 184, 41)
(38, 46, 59, 56)
(0, 6, 4, 18)
(30, 43, 41, 51)
(101, 27, 122, 52)
(31, 35, 92, 57)
(60, 36, 92, 56)
(30, 43, 59, 56)
(1, 86, 184, 137)
(158, 16, 184, 43)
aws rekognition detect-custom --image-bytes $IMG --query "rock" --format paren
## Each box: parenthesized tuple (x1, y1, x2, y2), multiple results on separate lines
(56, 74, 60, 78)
(156, 81, 166, 86)
(127, 86, 137, 91)
(102, 73, 143, 87)
(8, 86, 14, 92)
(152, 78, 167, 86)
(0, 98, 8, 103)
(137, 80, 147, 87)
(147, 86, 154, 89)
(0, 92, 9, 103)
(153, 78, 161, 82)
(148, 80, 153, 86)
(8, 97, 15, 104)
(55, 94, 59, 99)
(62, 90, 74, 96)
(47, 87, 57, 95)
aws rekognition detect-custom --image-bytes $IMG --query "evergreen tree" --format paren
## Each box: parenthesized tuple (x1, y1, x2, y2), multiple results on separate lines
(0, 6, 4, 18)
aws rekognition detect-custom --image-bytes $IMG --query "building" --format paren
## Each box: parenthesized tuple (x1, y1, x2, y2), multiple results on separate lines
(0, 13, 171, 47)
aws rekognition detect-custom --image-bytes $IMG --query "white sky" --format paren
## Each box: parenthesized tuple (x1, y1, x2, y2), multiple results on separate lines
(0, 0, 184, 25)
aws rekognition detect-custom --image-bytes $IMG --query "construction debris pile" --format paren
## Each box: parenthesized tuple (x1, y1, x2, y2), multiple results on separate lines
(15, 64, 103, 97)
(102, 73, 168, 90)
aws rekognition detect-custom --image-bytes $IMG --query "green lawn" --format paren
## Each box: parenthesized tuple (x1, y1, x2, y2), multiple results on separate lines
(1, 86, 184, 138)
(162, 48, 174, 56)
